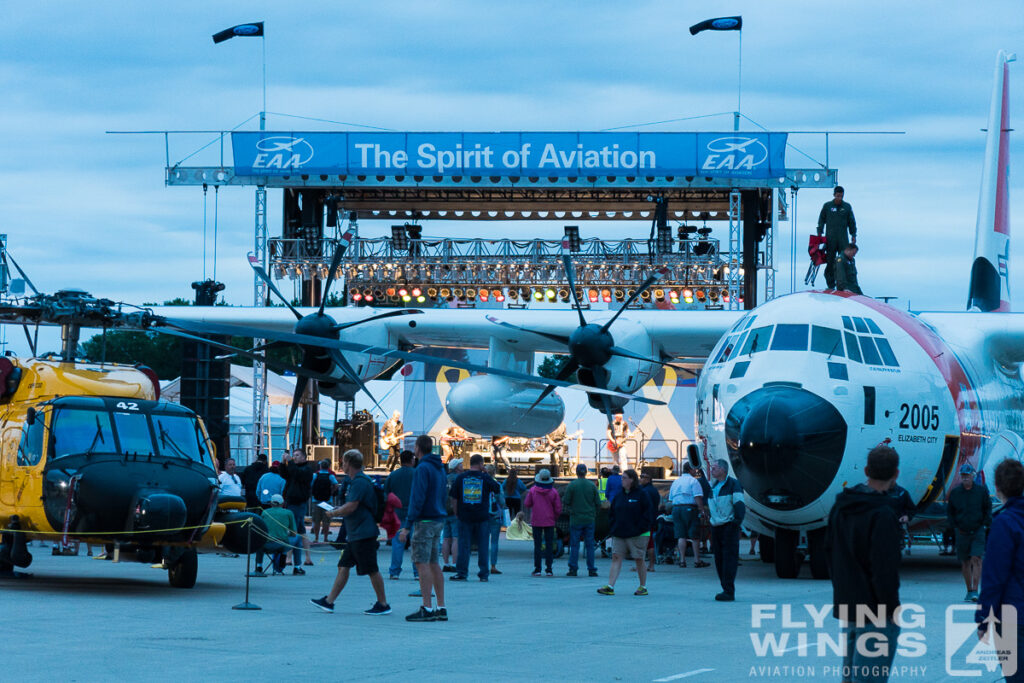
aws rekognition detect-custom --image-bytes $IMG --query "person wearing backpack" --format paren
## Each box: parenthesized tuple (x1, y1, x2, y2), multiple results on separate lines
(310, 460, 339, 544)
(311, 449, 391, 616)
(281, 449, 315, 567)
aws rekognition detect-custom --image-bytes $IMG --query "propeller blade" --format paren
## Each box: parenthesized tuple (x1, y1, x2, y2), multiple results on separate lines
(327, 349, 385, 415)
(318, 230, 353, 316)
(561, 239, 588, 328)
(247, 253, 303, 321)
(601, 266, 669, 333)
(334, 308, 423, 331)
(598, 393, 616, 428)
(156, 317, 664, 407)
(484, 315, 570, 346)
(525, 357, 579, 414)
(287, 375, 310, 433)
(21, 325, 36, 356)
(5, 254, 40, 296)
(608, 345, 690, 371)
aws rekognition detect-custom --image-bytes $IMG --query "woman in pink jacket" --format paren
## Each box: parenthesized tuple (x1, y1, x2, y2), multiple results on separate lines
(524, 469, 563, 576)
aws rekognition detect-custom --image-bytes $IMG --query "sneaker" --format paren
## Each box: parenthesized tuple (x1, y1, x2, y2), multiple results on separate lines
(442, 565, 456, 573)
(589, 569, 600, 577)
(310, 596, 334, 613)
(248, 570, 267, 578)
(490, 566, 502, 575)
(971, 592, 980, 603)
(303, 560, 314, 566)
(449, 574, 467, 582)
(566, 569, 578, 577)
(634, 586, 649, 596)
(545, 569, 553, 577)
(364, 601, 392, 615)
(433, 607, 448, 621)
(405, 606, 436, 622)
(389, 575, 400, 581)
(292, 567, 306, 576)
(531, 570, 542, 577)
(715, 591, 735, 602)
(597, 585, 615, 595)
(479, 576, 489, 582)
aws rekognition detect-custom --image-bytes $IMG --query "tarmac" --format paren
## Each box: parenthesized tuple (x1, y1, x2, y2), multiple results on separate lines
(1, 537, 990, 682)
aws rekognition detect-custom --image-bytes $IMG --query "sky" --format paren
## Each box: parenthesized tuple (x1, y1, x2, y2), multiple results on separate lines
(1, 2, 1022, 355)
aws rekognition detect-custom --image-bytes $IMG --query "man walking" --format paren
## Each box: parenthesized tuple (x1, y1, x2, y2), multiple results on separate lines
(399, 435, 449, 622)
(563, 463, 600, 577)
(947, 463, 992, 602)
(385, 450, 417, 579)
(826, 445, 903, 682)
(669, 462, 707, 568)
(311, 450, 390, 615)
(707, 459, 745, 601)
(449, 454, 501, 582)
(817, 185, 857, 290)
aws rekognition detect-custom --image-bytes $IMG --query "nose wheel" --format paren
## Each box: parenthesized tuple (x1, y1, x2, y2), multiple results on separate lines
(773, 529, 802, 579)
(167, 548, 198, 588)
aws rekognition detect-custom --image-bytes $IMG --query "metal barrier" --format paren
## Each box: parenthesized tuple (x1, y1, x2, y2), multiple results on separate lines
(638, 438, 682, 474)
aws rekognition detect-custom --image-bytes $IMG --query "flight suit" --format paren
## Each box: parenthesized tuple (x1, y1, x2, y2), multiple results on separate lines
(817, 200, 857, 289)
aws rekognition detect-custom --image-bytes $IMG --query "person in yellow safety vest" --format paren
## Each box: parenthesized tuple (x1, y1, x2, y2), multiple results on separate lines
(598, 467, 611, 504)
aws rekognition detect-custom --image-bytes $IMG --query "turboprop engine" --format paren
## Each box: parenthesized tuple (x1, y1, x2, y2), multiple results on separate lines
(445, 374, 565, 437)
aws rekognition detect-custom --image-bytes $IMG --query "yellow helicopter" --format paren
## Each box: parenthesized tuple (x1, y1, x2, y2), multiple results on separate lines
(0, 287, 265, 588)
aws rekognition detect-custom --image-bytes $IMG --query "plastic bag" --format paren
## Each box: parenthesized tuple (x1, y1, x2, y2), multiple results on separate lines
(505, 515, 533, 541)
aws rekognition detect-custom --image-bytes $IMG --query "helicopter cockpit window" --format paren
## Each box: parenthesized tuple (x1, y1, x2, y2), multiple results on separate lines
(112, 411, 156, 457)
(17, 416, 45, 466)
(152, 414, 205, 462)
(52, 409, 116, 459)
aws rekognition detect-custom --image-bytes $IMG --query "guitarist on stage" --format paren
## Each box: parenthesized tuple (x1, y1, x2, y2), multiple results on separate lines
(380, 411, 409, 471)
(606, 413, 635, 471)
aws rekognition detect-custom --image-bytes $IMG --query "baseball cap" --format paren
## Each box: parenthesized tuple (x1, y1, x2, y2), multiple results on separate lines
(959, 464, 974, 475)
(448, 458, 463, 470)
(270, 493, 285, 504)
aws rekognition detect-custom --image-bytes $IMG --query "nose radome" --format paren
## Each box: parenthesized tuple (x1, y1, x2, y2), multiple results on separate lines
(726, 385, 847, 510)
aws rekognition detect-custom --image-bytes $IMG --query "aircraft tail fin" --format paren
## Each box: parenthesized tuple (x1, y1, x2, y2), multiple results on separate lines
(968, 50, 1015, 312)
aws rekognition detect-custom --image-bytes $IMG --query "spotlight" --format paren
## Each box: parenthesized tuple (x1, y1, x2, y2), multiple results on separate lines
(722, 292, 731, 303)
(564, 225, 581, 252)
(427, 287, 438, 298)
(575, 288, 585, 302)
(613, 288, 625, 302)
(401, 294, 412, 302)
(416, 295, 426, 303)
(373, 289, 384, 299)
(600, 288, 611, 303)
(558, 288, 570, 302)
(391, 225, 409, 250)
(588, 288, 599, 303)
(479, 288, 490, 299)
(653, 288, 664, 299)
(386, 287, 397, 297)
(494, 291, 505, 302)
(466, 288, 477, 298)
(682, 287, 693, 299)
(640, 290, 651, 301)
(398, 287, 408, 297)
(656, 224, 673, 254)
(364, 293, 375, 303)
(533, 290, 544, 301)
(695, 289, 707, 302)
(521, 287, 532, 299)
(453, 288, 464, 298)
(709, 289, 720, 301)
(506, 288, 518, 300)
(439, 287, 451, 298)
(412, 287, 422, 297)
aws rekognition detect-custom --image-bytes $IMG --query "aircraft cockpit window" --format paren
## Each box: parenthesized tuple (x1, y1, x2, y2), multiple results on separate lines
(17, 417, 44, 466)
(844, 331, 863, 363)
(713, 334, 739, 364)
(874, 337, 899, 367)
(811, 326, 844, 357)
(740, 315, 757, 331)
(52, 409, 116, 459)
(842, 316, 855, 331)
(153, 415, 205, 462)
(112, 411, 156, 457)
(865, 318, 883, 335)
(740, 326, 773, 356)
(770, 324, 809, 351)
(853, 317, 870, 334)
(859, 336, 884, 365)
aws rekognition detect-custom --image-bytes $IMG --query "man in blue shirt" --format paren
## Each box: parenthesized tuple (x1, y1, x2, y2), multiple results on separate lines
(310, 450, 390, 616)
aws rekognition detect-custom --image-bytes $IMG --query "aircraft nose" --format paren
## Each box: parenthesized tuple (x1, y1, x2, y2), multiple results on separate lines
(726, 385, 847, 510)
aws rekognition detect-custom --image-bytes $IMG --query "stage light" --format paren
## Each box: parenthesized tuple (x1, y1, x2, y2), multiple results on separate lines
(533, 289, 544, 301)
(588, 288, 599, 303)
(439, 287, 451, 298)
(626, 288, 636, 299)
(653, 288, 664, 299)
(656, 224, 673, 254)
(416, 295, 426, 303)
(709, 289, 720, 301)
(398, 287, 408, 297)
(682, 287, 693, 299)
(365, 294, 375, 302)
(373, 289, 384, 299)
(695, 289, 707, 302)
(386, 287, 397, 297)
(564, 225, 581, 252)
(479, 291, 489, 302)
(494, 292, 505, 302)
(401, 294, 412, 302)
(427, 287, 438, 298)
(506, 288, 518, 300)
(601, 288, 611, 303)
(391, 225, 409, 250)
(453, 288, 464, 298)
(684, 294, 694, 304)
(558, 288, 570, 302)
(613, 288, 625, 302)
(352, 292, 363, 302)
(640, 290, 651, 301)
(722, 292, 731, 303)
(479, 288, 489, 298)
(412, 287, 422, 297)
(543, 288, 555, 300)
(521, 287, 532, 299)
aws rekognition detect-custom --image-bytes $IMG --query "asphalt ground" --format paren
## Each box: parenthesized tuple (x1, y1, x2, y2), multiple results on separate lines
(0, 537, 993, 682)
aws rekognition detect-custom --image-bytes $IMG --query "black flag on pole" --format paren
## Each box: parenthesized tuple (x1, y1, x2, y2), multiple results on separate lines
(212, 22, 264, 44)
(689, 16, 742, 35)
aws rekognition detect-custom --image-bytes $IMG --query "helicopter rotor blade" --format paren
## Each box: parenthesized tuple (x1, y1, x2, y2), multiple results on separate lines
(247, 253, 303, 321)
(318, 230, 353, 316)
(601, 266, 668, 334)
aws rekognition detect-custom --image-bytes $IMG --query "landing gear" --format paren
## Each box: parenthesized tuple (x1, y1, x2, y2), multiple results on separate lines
(0, 515, 33, 578)
(167, 548, 198, 588)
(758, 534, 775, 563)
(807, 528, 830, 580)
(774, 528, 802, 579)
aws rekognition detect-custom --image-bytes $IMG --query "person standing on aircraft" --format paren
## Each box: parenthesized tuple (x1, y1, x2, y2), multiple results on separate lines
(826, 445, 902, 683)
(311, 450, 391, 615)
(948, 464, 992, 602)
(708, 459, 745, 601)
(240, 453, 268, 510)
(281, 448, 315, 567)
(218, 458, 243, 497)
(668, 462, 708, 568)
(835, 244, 864, 295)
(816, 185, 857, 290)
(975, 459, 1024, 683)
(400, 435, 449, 622)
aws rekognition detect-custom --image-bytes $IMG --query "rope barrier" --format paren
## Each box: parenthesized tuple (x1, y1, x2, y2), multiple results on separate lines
(0, 517, 250, 537)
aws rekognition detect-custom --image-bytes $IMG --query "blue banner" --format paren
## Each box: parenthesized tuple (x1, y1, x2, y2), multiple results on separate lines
(231, 131, 788, 179)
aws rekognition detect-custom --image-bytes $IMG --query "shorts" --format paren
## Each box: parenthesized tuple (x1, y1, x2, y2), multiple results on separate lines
(611, 535, 649, 560)
(443, 515, 458, 540)
(956, 528, 986, 563)
(672, 505, 699, 539)
(311, 504, 331, 528)
(411, 519, 444, 565)
(338, 537, 379, 576)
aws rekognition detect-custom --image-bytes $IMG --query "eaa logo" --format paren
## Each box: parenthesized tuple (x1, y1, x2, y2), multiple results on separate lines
(702, 136, 768, 172)
(253, 136, 314, 170)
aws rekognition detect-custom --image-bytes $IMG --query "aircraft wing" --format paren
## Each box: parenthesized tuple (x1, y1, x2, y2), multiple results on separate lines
(150, 305, 741, 360)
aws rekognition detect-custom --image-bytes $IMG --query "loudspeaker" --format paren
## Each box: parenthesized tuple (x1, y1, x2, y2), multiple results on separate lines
(641, 466, 666, 479)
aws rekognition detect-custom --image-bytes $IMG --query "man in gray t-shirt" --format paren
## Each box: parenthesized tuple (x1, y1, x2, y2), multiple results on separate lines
(310, 450, 390, 615)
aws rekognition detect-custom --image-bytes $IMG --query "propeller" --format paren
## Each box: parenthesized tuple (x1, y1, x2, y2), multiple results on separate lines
(490, 239, 677, 425)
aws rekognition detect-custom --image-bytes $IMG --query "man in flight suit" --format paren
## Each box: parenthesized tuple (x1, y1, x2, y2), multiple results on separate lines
(817, 186, 857, 290)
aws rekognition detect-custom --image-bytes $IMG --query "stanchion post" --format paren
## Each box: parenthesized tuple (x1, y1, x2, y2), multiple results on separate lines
(233, 518, 261, 611)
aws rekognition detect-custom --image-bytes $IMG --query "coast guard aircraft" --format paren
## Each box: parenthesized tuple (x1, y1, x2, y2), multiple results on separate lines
(2, 54, 1020, 582)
